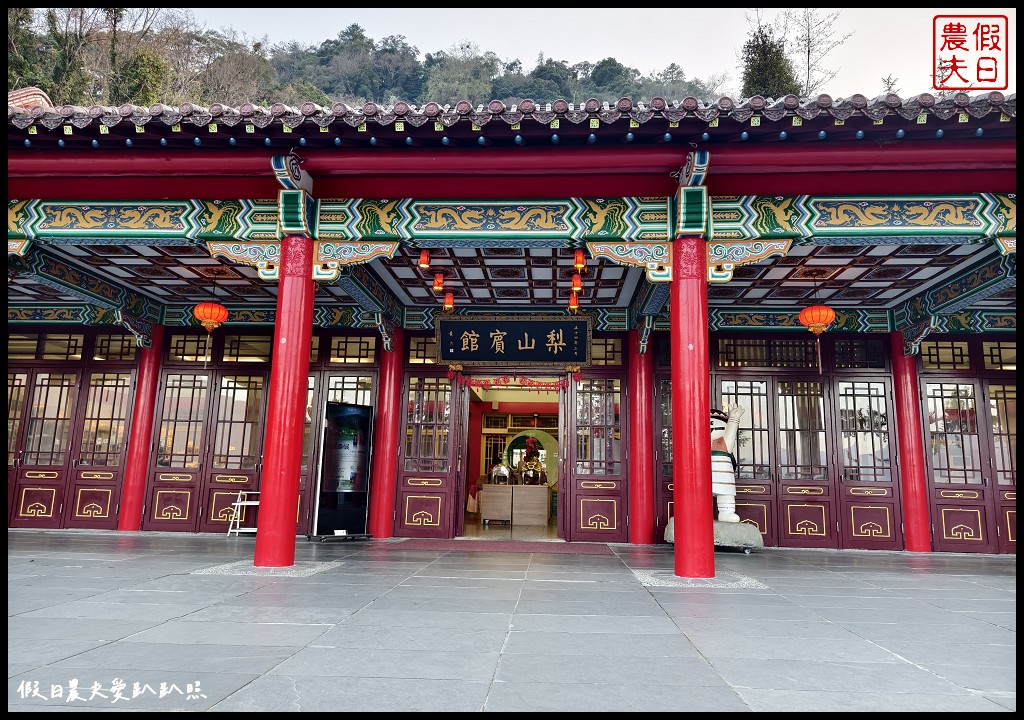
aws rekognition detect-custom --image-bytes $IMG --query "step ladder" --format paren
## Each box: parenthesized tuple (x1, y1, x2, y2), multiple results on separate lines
(226, 490, 260, 537)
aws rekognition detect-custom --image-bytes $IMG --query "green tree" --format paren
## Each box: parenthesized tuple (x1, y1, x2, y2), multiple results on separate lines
(198, 34, 276, 105)
(423, 41, 500, 106)
(492, 71, 561, 105)
(782, 8, 854, 96)
(373, 34, 424, 103)
(529, 57, 575, 99)
(102, 8, 174, 105)
(317, 24, 381, 103)
(739, 21, 801, 98)
(590, 57, 641, 100)
(8, 8, 53, 92)
(638, 63, 727, 102)
(44, 8, 105, 104)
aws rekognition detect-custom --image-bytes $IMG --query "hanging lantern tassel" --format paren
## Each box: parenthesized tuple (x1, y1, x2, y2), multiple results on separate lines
(798, 304, 836, 374)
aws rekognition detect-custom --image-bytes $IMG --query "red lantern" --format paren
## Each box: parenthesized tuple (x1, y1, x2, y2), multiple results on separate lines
(433, 272, 444, 292)
(418, 250, 430, 269)
(571, 272, 582, 293)
(193, 302, 228, 333)
(798, 304, 835, 374)
(443, 291, 454, 312)
(798, 304, 836, 335)
(568, 291, 579, 313)
(574, 249, 586, 273)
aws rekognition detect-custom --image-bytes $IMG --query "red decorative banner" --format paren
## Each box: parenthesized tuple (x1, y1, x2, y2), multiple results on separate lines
(445, 371, 582, 391)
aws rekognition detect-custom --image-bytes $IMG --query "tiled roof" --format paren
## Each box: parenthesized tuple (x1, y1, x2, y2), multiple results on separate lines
(9, 91, 1016, 132)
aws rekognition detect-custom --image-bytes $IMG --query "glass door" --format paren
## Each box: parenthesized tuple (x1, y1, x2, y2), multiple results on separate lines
(564, 375, 627, 543)
(987, 381, 1016, 554)
(395, 373, 455, 538)
(64, 371, 135, 529)
(923, 380, 999, 553)
(197, 373, 267, 533)
(9, 370, 81, 528)
(834, 378, 902, 550)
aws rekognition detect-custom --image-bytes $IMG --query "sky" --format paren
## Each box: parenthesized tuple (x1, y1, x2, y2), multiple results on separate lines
(189, 8, 1016, 99)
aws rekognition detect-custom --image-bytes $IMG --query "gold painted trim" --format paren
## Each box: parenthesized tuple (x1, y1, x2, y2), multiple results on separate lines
(1006, 510, 1016, 543)
(786, 504, 827, 536)
(74, 488, 112, 519)
(79, 471, 114, 480)
(940, 507, 983, 541)
(1004, 492, 1015, 501)
(18, 487, 56, 518)
(404, 495, 442, 526)
(580, 481, 617, 490)
(407, 477, 443, 487)
(579, 497, 618, 531)
(939, 489, 980, 499)
(849, 505, 892, 538)
(736, 485, 767, 494)
(735, 502, 768, 533)
(849, 487, 888, 496)
(157, 473, 193, 482)
(153, 489, 191, 521)
(213, 475, 249, 483)
(785, 486, 824, 495)
(24, 471, 59, 479)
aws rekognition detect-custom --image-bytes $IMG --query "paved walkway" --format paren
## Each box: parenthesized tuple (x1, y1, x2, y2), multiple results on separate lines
(8, 530, 1016, 712)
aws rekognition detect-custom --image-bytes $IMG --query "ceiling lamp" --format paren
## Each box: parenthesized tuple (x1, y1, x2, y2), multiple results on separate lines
(571, 272, 583, 293)
(193, 301, 228, 333)
(418, 250, 430, 269)
(574, 249, 586, 273)
(798, 304, 836, 374)
(568, 291, 579, 314)
(433, 272, 444, 292)
(443, 292, 454, 312)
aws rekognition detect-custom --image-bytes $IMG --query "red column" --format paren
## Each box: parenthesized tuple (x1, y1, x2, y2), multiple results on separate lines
(117, 324, 165, 531)
(670, 237, 714, 577)
(367, 326, 404, 538)
(628, 328, 656, 544)
(254, 235, 314, 567)
(890, 332, 932, 552)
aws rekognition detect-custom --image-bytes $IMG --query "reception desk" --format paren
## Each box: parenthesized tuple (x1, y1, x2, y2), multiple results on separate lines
(478, 483, 550, 525)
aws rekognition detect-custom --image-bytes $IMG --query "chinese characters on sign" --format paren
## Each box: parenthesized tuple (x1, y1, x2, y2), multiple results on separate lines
(933, 15, 1009, 90)
(437, 316, 591, 366)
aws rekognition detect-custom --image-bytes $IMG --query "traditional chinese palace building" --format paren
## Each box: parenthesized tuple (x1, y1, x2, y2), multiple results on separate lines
(7, 87, 1016, 575)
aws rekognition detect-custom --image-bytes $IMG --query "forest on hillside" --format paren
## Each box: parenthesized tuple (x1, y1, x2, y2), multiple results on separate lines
(8, 8, 862, 109)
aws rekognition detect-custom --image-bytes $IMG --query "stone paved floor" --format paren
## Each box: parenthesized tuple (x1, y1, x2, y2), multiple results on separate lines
(7, 529, 1016, 712)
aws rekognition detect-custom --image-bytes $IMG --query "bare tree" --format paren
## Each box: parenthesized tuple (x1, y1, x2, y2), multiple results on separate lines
(782, 8, 854, 97)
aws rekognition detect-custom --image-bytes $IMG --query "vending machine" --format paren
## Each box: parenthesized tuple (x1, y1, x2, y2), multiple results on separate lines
(312, 401, 374, 539)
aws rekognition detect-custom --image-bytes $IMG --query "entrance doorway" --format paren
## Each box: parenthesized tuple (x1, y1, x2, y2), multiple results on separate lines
(460, 376, 562, 541)
(395, 336, 628, 544)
